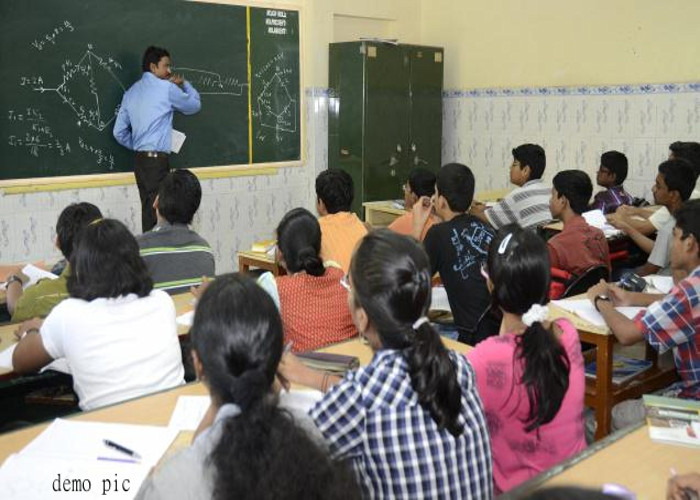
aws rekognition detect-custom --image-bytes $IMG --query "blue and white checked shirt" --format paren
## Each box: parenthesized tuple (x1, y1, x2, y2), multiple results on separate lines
(113, 72, 201, 152)
(310, 349, 493, 499)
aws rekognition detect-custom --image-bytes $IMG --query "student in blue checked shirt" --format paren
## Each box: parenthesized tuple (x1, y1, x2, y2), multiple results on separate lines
(278, 229, 493, 499)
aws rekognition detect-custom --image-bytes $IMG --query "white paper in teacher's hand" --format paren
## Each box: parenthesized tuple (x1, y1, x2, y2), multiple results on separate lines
(171, 129, 186, 154)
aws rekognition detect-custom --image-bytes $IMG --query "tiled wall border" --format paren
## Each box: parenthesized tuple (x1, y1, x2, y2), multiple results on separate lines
(444, 82, 700, 98)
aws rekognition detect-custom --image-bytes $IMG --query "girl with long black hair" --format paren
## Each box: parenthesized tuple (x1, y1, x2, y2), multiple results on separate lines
(466, 224, 586, 494)
(136, 274, 360, 500)
(279, 230, 493, 499)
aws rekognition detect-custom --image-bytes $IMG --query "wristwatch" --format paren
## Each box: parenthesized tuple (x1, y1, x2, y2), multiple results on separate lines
(594, 294, 612, 312)
(5, 274, 22, 288)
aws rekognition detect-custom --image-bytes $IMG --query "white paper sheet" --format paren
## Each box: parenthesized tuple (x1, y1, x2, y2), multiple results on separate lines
(582, 209, 623, 237)
(171, 129, 186, 153)
(21, 264, 58, 289)
(21, 419, 178, 466)
(430, 286, 452, 312)
(0, 343, 70, 374)
(0, 344, 16, 370)
(0, 453, 150, 500)
(175, 310, 194, 328)
(168, 395, 211, 431)
(278, 389, 324, 414)
(645, 275, 674, 294)
(552, 299, 645, 327)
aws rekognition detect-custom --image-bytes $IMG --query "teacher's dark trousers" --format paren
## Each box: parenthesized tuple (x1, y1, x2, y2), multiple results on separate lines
(134, 152, 170, 233)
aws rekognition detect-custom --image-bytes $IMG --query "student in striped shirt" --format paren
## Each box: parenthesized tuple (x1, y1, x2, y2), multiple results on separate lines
(471, 143, 553, 229)
(137, 169, 215, 294)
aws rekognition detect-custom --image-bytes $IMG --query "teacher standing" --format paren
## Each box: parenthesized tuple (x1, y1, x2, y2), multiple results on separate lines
(113, 46, 201, 232)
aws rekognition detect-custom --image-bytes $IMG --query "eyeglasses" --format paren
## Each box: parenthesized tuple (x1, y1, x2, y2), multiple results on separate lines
(340, 274, 351, 291)
(480, 262, 489, 281)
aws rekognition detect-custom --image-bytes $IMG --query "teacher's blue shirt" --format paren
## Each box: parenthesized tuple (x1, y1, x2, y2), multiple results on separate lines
(113, 72, 201, 152)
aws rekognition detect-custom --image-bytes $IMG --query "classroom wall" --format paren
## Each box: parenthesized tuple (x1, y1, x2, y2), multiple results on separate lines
(423, 0, 700, 197)
(420, 0, 700, 89)
(0, 0, 420, 269)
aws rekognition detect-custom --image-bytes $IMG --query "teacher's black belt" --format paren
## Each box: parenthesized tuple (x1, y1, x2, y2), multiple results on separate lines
(135, 151, 169, 158)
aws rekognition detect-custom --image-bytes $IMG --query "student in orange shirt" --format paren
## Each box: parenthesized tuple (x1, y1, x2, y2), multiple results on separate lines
(388, 168, 437, 241)
(316, 169, 368, 272)
(274, 208, 357, 352)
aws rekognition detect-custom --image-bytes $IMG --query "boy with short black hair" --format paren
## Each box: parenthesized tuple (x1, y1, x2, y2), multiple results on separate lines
(610, 159, 696, 276)
(615, 141, 700, 235)
(588, 199, 700, 429)
(413, 163, 495, 344)
(590, 151, 635, 214)
(315, 169, 368, 272)
(471, 143, 552, 229)
(548, 170, 610, 277)
(137, 169, 215, 294)
(388, 167, 437, 241)
(6, 202, 102, 322)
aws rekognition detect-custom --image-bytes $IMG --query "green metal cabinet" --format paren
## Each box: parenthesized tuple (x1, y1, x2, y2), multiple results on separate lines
(328, 42, 444, 216)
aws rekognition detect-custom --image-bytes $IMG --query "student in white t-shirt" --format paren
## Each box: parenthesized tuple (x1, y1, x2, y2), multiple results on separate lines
(13, 218, 184, 410)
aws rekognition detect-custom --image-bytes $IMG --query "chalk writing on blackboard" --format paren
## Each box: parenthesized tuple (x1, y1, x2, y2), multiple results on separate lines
(253, 53, 297, 144)
(32, 46, 125, 132)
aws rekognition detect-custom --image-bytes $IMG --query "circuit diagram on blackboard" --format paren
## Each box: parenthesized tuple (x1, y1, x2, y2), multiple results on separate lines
(32, 45, 125, 132)
(253, 52, 297, 143)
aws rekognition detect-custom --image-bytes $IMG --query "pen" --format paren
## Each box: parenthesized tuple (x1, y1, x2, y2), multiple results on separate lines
(103, 439, 142, 460)
(97, 456, 140, 464)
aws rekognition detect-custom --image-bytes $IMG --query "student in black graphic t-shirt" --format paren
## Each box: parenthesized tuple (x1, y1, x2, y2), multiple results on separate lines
(412, 163, 495, 344)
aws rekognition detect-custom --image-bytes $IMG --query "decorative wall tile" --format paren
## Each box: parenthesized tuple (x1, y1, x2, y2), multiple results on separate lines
(443, 81, 700, 198)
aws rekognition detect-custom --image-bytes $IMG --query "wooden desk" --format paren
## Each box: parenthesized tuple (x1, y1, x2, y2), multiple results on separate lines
(474, 187, 510, 203)
(363, 190, 512, 229)
(362, 200, 407, 227)
(509, 423, 700, 499)
(550, 299, 677, 440)
(0, 337, 471, 463)
(237, 250, 283, 276)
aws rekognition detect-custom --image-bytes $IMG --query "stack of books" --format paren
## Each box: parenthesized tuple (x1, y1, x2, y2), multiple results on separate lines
(250, 239, 276, 255)
(297, 351, 360, 376)
(644, 395, 700, 448)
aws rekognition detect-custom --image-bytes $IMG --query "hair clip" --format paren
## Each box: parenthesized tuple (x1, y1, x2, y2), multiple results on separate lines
(412, 317, 430, 330)
(498, 233, 513, 254)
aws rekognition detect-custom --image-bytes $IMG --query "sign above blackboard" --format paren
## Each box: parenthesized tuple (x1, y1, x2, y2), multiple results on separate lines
(0, 0, 301, 185)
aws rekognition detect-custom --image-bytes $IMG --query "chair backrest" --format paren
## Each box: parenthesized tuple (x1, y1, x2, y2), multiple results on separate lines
(561, 265, 610, 298)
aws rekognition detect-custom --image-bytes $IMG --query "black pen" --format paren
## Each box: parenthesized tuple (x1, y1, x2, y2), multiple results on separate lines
(103, 439, 142, 460)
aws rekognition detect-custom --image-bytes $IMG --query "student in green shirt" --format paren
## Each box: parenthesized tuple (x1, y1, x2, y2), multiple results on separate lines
(6, 202, 102, 322)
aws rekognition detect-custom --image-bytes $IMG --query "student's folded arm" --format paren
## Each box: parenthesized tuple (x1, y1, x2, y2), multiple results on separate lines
(596, 301, 645, 346)
(635, 261, 661, 277)
(617, 223, 654, 254)
(5, 282, 23, 315)
(625, 217, 656, 236)
(12, 332, 53, 374)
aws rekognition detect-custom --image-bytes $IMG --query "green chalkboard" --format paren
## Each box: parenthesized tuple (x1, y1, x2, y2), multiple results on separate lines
(0, 0, 301, 182)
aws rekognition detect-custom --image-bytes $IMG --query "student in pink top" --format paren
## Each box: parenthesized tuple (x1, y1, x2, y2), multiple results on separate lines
(388, 168, 437, 241)
(466, 224, 586, 494)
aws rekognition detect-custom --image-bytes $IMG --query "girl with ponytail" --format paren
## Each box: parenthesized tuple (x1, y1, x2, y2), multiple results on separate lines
(466, 224, 586, 494)
(273, 207, 357, 351)
(135, 274, 360, 500)
(278, 229, 493, 499)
